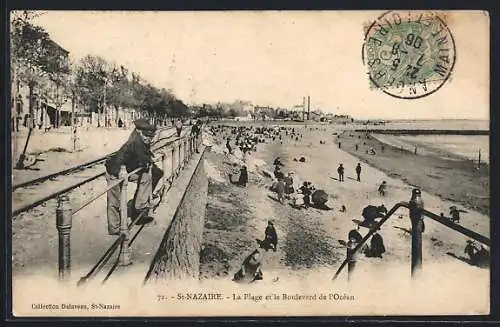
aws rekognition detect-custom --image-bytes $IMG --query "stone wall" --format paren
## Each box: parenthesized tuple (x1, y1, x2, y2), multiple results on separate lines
(147, 152, 208, 280)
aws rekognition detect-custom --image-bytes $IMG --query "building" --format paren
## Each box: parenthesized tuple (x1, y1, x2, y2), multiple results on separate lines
(253, 106, 275, 120)
(12, 26, 72, 131)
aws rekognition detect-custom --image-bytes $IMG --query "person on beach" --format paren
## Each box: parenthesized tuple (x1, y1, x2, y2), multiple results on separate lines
(225, 137, 232, 154)
(299, 181, 312, 209)
(175, 119, 183, 137)
(284, 172, 295, 195)
(257, 221, 278, 252)
(361, 204, 387, 227)
(365, 231, 386, 258)
(274, 165, 285, 180)
(337, 163, 344, 182)
(450, 206, 467, 223)
(355, 163, 362, 182)
(464, 240, 489, 267)
(233, 249, 263, 283)
(378, 181, 387, 196)
(238, 165, 249, 187)
(275, 177, 286, 204)
(104, 118, 164, 235)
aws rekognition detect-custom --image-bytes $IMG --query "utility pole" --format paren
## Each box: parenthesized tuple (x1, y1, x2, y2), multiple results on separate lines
(307, 96, 310, 120)
(103, 78, 107, 127)
(302, 96, 306, 121)
(71, 90, 79, 152)
(15, 81, 36, 169)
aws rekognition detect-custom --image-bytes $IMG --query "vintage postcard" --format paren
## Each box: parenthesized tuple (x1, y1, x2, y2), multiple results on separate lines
(10, 10, 490, 317)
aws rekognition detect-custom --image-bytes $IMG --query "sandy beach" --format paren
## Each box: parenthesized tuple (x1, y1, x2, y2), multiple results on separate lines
(337, 130, 489, 216)
(199, 123, 489, 314)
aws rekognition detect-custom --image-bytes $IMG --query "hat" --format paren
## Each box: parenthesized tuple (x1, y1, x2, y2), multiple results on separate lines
(134, 118, 156, 136)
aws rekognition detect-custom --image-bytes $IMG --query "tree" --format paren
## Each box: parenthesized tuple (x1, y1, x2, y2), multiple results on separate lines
(74, 54, 109, 127)
(11, 11, 63, 168)
(107, 63, 131, 125)
(11, 11, 52, 124)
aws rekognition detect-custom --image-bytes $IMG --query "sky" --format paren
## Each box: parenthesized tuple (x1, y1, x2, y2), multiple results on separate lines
(22, 10, 490, 120)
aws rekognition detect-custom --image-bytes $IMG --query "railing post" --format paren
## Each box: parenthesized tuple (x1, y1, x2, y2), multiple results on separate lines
(118, 165, 132, 266)
(56, 195, 72, 281)
(346, 234, 359, 282)
(409, 188, 425, 277)
(148, 164, 153, 200)
(189, 136, 194, 156)
(178, 142, 182, 171)
(171, 147, 175, 181)
(184, 140, 188, 165)
(162, 151, 168, 185)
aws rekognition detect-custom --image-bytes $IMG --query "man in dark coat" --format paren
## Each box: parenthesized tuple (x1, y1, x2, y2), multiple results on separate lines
(355, 163, 362, 182)
(337, 163, 344, 182)
(191, 121, 201, 153)
(104, 118, 164, 235)
(175, 119, 183, 137)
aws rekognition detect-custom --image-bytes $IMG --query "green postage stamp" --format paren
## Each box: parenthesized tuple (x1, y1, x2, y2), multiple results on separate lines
(363, 11, 456, 99)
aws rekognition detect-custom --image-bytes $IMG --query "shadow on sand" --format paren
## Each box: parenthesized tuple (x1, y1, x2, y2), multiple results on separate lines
(446, 252, 489, 268)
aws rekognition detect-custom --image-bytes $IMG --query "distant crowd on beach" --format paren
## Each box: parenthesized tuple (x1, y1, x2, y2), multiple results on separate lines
(205, 124, 487, 283)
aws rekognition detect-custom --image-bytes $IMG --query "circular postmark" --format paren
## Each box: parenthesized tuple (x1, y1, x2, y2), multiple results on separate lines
(362, 11, 456, 99)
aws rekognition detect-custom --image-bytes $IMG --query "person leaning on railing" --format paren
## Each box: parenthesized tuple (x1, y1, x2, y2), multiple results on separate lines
(104, 118, 164, 235)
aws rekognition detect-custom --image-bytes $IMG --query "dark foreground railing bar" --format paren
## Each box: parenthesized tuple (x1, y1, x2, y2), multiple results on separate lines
(423, 209, 490, 246)
(77, 234, 125, 286)
(101, 223, 147, 285)
(56, 131, 201, 286)
(101, 243, 123, 285)
(333, 196, 490, 281)
(78, 200, 152, 287)
(332, 202, 407, 281)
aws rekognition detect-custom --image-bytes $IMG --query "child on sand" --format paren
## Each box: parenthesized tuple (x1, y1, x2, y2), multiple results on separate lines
(233, 249, 263, 283)
(378, 181, 387, 196)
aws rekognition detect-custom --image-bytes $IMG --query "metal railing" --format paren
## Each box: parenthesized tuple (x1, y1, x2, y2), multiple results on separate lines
(53, 130, 203, 284)
(332, 189, 490, 281)
(12, 127, 179, 217)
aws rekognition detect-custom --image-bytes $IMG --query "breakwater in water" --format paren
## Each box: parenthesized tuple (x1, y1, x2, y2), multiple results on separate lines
(356, 129, 488, 135)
